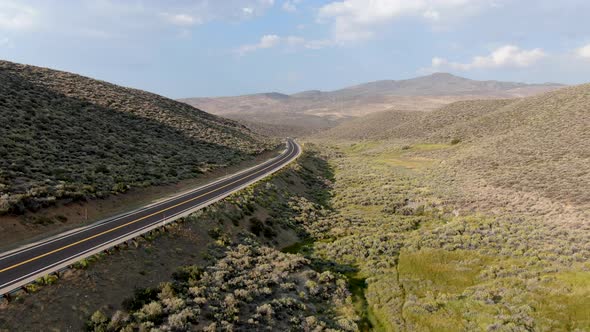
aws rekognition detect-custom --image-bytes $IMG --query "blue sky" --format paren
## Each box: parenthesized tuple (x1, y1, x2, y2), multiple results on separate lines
(1, 0, 590, 98)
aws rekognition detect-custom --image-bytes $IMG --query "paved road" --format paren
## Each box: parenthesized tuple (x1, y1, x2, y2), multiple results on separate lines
(0, 139, 301, 296)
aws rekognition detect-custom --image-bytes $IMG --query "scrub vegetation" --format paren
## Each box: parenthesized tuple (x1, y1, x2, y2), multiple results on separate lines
(82, 138, 590, 331)
(318, 84, 590, 222)
(82, 84, 589, 331)
(0, 60, 272, 215)
(0, 149, 358, 331)
(80, 149, 361, 331)
(299, 142, 590, 331)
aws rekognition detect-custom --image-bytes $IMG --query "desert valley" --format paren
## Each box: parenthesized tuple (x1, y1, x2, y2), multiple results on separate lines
(0, 1, 589, 331)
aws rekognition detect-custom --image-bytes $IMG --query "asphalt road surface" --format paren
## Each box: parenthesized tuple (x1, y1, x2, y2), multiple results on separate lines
(0, 139, 301, 296)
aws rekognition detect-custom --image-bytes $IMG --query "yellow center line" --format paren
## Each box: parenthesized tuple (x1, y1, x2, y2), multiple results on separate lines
(0, 144, 296, 274)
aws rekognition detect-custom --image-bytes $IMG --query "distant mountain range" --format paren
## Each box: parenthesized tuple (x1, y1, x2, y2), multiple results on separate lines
(180, 73, 564, 135)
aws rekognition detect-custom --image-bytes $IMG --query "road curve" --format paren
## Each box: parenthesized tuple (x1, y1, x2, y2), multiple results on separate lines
(0, 139, 301, 296)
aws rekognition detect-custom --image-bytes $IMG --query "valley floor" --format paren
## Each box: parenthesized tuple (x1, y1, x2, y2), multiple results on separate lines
(1, 141, 588, 331)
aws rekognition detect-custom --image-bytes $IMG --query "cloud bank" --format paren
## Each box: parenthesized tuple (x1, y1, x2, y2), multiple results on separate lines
(429, 45, 546, 71)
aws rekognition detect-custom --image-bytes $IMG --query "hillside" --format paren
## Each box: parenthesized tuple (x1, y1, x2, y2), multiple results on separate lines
(318, 99, 514, 141)
(0, 60, 272, 215)
(316, 84, 590, 218)
(316, 109, 426, 141)
(180, 73, 563, 134)
(440, 85, 590, 215)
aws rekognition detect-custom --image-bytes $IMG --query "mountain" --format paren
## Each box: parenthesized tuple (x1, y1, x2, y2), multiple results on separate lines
(331, 72, 557, 97)
(179, 73, 564, 135)
(0, 60, 271, 214)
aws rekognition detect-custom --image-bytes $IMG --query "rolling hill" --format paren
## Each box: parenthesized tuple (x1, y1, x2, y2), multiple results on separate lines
(0, 60, 272, 215)
(316, 84, 590, 219)
(180, 73, 563, 135)
(317, 99, 515, 141)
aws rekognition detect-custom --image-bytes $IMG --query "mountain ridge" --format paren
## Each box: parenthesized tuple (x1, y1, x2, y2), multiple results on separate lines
(180, 73, 564, 135)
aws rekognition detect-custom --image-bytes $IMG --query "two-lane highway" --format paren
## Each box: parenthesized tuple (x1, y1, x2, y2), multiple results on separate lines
(0, 139, 301, 296)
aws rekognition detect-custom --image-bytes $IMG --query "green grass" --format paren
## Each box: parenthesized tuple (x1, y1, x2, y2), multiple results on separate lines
(397, 249, 590, 331)
(397, 249, 495, 331)
(347, 142, 452, 173)
(281, 238, 315, 255)
(528, 271, 590, 330)
(398, 249, 491, 295)
(342, 141, 382, 154)
(346, 273, 386, 332)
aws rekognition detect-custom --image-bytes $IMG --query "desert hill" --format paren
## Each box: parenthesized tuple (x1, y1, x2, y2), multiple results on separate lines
(180, 73, 563, 134)
(314, 109, 426, 141)
(318, 99, 515, 141)
(0, 60, 271, 214)
(443, 85, 590, 211)
(318, 84, 590, 217)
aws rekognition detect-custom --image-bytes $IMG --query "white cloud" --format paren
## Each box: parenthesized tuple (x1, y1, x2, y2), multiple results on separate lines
(236, 0, 275, 17)
(285, 36, 305, 46)
(237, 34, 281, 55)
(237, 34, 333, 55)
(429, 45, 546, 71)
(282, 0, 301, 12)
(423, 9, 440, 21)
(79, 1, 276, 38)
(161, 13, 200, 26)
(115, 1, 274, 28)
(259, 34, 281, 48)
(576, 44, 590, 59)
(318, 0, 489, 42)
(0, 0, 37, 30)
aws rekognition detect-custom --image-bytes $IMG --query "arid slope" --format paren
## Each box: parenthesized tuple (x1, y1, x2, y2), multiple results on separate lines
(0, 60, 271, 215)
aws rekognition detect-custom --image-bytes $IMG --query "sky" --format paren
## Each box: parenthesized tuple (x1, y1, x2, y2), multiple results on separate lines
(1, 0, 590, 98)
